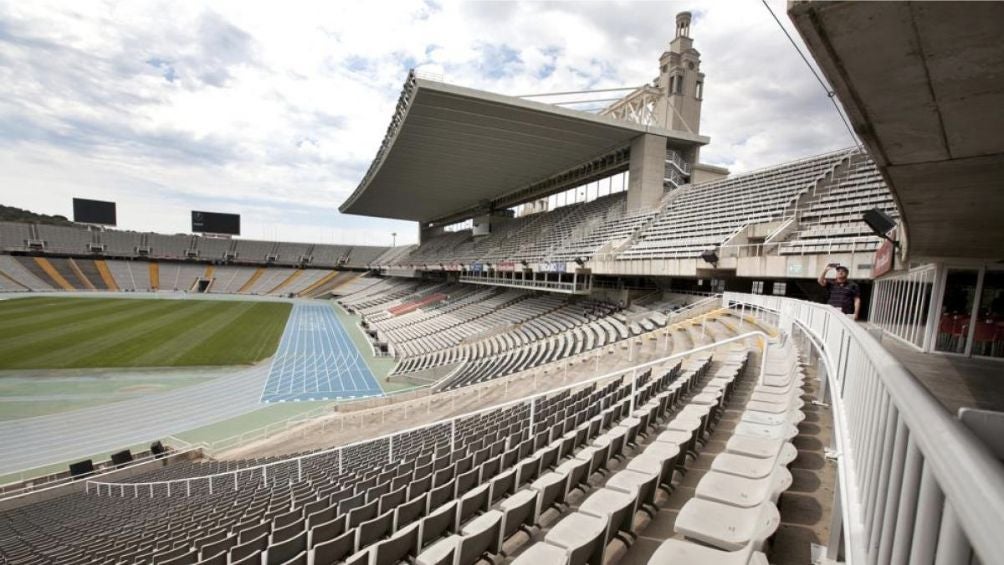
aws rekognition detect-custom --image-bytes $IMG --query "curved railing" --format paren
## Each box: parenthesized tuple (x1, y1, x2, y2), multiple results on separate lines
(724, 292, 1004, 565)
(87, 329, 773, 498)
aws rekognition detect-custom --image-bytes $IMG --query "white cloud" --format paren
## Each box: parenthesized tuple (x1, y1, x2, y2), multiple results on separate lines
(0, 0, 855, 246)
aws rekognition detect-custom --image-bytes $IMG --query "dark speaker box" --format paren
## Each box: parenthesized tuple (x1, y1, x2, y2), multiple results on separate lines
(69, 459, 94, 478)
(110, 450, 133, 466)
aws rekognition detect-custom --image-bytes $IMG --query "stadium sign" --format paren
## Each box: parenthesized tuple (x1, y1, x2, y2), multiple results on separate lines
(873, 237, 895, 278)
(537, 262, 566, 273)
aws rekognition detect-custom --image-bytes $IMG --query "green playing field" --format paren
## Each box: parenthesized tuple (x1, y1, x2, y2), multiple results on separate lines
(0, 296, 291, 369)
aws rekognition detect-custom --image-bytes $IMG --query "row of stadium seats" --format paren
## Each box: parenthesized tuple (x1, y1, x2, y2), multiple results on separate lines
(0, 371, 635, 563)
(0, 254, 349, 297)
(2, 313, 779, 564)
(372, 147, 895, 269)
(0, 224, 388, 269)
(620, 150, 851, 259)
(779, 152, 899, 254)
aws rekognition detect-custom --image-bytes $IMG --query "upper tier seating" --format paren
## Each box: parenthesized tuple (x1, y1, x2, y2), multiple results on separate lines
(0, 222, 389, 268)
(779, 153, 899, 254)
(309, 244, 352, 267)
(275, 242, 312, 264)
(344, 246, 392, 268)
(147, 233, 192, 260)
(196, 237, 233, 261)
(36, 224, 92, 255)
(385, 148, 892, 267)
(99, 230, 141, 256)
(0, 222, 32, 252)
(619, 150, 852, 259)
(234, 239, 275, 263)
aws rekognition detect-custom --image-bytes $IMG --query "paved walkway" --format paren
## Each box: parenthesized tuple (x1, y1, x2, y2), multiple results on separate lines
(880, 334, 1004, 414)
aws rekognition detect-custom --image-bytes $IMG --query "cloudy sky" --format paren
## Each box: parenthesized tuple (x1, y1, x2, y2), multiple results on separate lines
(0, 0, 855, 246)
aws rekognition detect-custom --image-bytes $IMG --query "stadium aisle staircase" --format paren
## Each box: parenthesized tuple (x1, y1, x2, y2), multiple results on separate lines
(203, 264, 215, 279)
(239, 267, 266, 293)
(297, 270, 341, 297)
(76, 258, 109, 290)
(67, 258, 96, 290)
(148, 262, 159, 290)
(0, 269, 27, 291)
(31, 257, 74, 290)
(94, 259, 120, 290)
(48, 258, 89, 289)
(268, 269, 302, 295)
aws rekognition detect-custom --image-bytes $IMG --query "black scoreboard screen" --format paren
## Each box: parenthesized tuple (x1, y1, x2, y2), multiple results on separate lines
(72, 198, 117, 225)
(191, 211, 240, 235)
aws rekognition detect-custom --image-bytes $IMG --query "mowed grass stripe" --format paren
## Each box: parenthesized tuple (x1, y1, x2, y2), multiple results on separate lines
(0, 297, 77, 317)
(70, 301, 241, 367)
(0, 297, 143, 335)
(0, 301, 200, 368)
(127, 301, 255, 366)
(0, 300, 181, 355)
(0, 298, 291, 369)
(167, 303, 290, 366)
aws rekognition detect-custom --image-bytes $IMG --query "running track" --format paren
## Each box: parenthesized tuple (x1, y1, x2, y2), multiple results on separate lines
(260, 303, 381, 403)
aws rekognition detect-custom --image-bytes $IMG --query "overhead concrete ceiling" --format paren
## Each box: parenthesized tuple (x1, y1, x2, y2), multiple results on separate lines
(339, 77, 708, 224)
(789, 1, 1004, 260)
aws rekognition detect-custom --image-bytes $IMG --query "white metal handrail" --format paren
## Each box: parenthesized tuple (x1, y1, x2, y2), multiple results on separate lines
(724, 292, 1004, 565)
(0, 446, 201, 502)
(86, 330, 772, 497)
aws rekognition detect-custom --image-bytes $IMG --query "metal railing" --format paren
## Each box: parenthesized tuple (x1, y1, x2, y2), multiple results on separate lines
(869, 265, 936, 351)
(1, 445, 201, 502)
(86, 329, 773, 498)
(204, 297, 724, 455)
(724, 292, 1004, 565)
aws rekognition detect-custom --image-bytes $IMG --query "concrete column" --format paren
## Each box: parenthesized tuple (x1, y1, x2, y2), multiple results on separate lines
(627, 134, 667, 212)
(418, 222, 443, 245)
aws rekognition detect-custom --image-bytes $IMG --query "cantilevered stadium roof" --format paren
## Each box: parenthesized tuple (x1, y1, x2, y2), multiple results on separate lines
(340, 74, 709, 224)
(790, 1, 1004, 260)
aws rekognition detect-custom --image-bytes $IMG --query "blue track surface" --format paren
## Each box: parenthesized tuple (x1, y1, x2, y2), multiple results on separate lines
(261, 303, 382, 403)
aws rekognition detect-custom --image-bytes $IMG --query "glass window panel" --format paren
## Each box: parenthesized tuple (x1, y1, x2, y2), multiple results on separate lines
(935, 268, 979, 353)
(974, 269, 1004, 358)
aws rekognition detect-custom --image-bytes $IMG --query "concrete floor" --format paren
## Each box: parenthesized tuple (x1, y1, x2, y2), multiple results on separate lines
(880, 335, 1004, 415)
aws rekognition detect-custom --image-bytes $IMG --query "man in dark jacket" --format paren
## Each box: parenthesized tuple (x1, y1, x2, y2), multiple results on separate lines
(818, 264, 861, 320)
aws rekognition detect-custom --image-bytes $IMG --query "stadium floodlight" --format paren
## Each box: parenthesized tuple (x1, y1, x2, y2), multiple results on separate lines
(862, 208, 900, 248)
(700, 249, 719, 267)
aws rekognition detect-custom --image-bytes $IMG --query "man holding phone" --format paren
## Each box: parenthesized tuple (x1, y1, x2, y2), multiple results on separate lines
(818, 263, 861, 320)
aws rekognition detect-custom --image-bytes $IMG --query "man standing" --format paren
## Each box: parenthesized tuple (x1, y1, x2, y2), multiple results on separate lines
(818, 263, 861, 320)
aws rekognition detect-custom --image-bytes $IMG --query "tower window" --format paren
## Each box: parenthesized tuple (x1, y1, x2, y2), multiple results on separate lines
(673, 75, 683, 95)
(695, 80, 703, 99)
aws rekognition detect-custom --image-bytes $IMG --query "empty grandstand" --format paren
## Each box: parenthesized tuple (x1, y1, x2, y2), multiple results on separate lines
(2, 5, 1003, 565)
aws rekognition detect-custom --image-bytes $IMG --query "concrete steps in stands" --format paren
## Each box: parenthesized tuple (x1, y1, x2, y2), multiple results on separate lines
(148, 262, 159, 290)
(238, 267, 266, 293)
(297, 270, 343, 297)
(268, 269, 303, 295)
(66, 258, 96, 290)
(94, 259, 119, 290)
(27, 257, 74, 290)
(72, 258, 103, 290)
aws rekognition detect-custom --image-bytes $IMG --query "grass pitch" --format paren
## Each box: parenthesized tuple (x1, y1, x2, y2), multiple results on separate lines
(0, 297, 291, 369)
